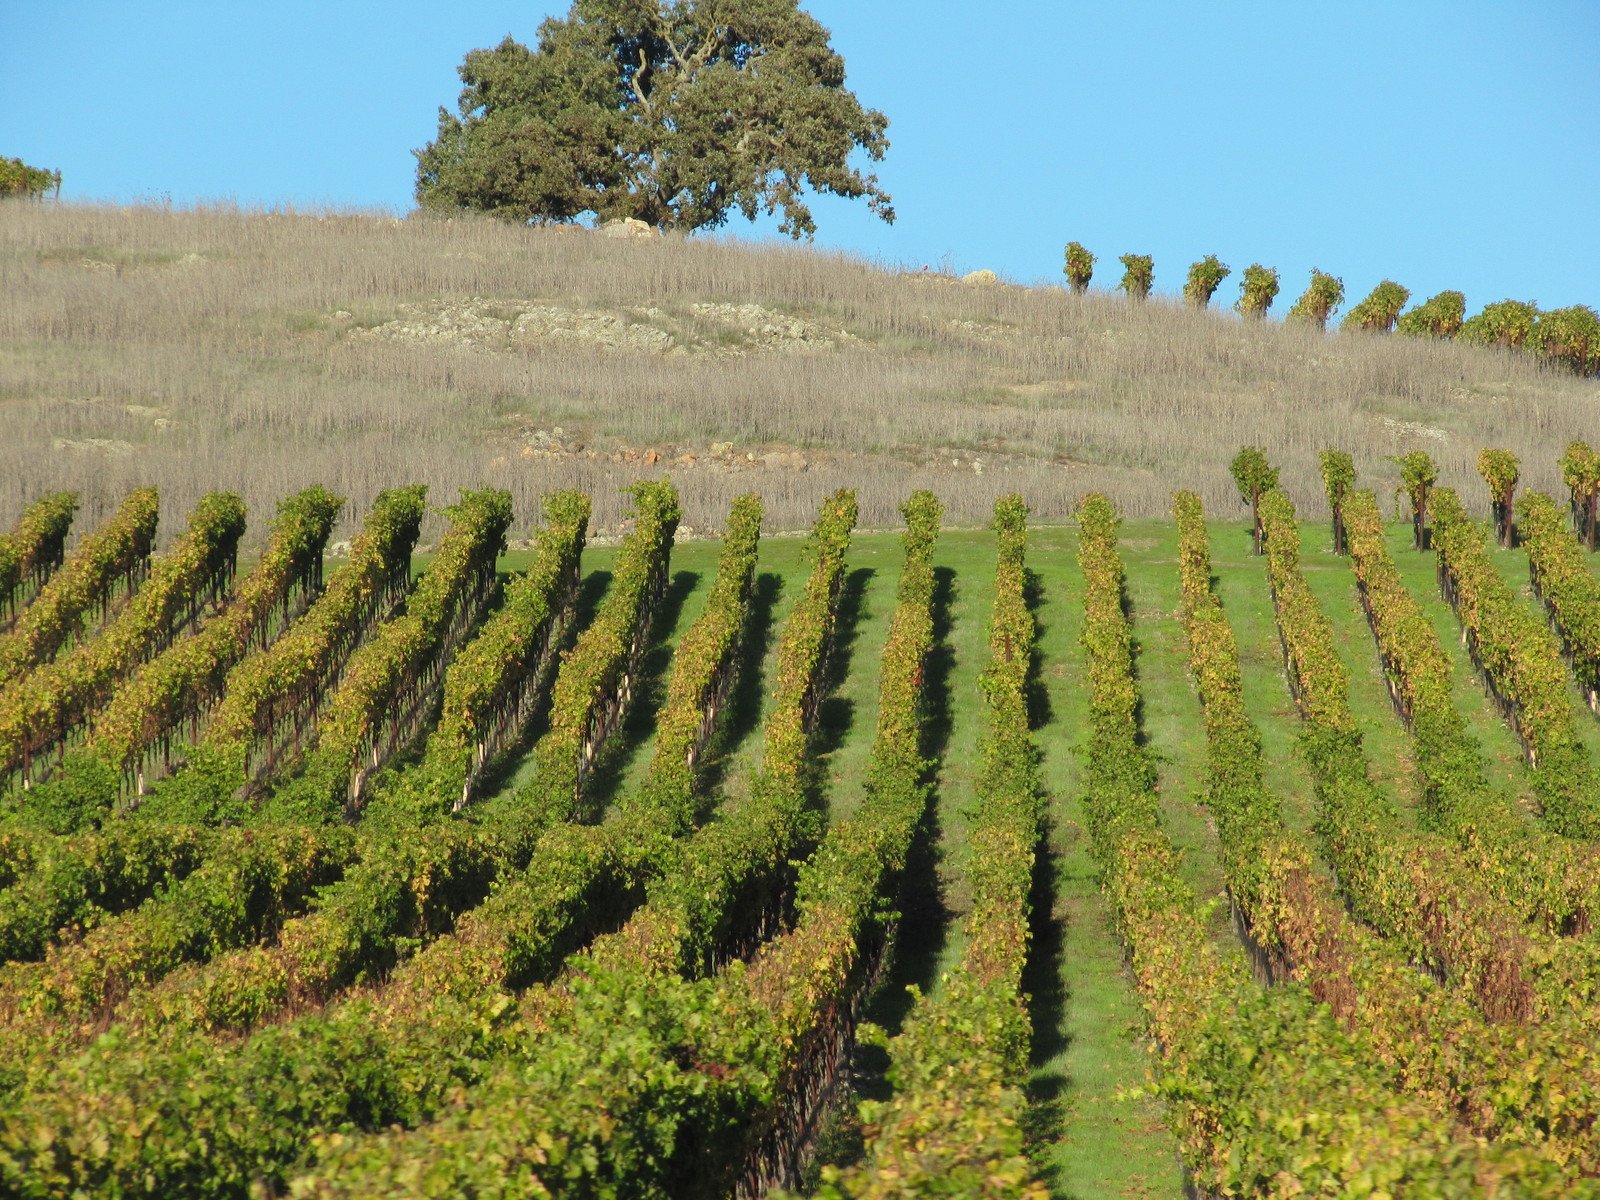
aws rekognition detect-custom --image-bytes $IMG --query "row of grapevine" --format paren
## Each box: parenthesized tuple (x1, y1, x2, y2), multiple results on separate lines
(1430, 486, 1600, 838)
(85, 485, 341, 800)
(1175, 491, 1600, 1175)
(0, 490, 422, 972)
(0, 492, 246, 788)
(501, 478, 680, 834)
(1258, 486, 1536, 1021)
(263, 487, 513, 824)
(118, 485, 666, 1035)
(728, 490, 943, 1197)
(369, 492, 764, 1013)
(16, 492, 518, 1039)
(195, 484, 427, 794)
(1518, 489, 1600, 712)
(0, 491, 842, 1197)
(0, 493, 77, 628)
(0, 489, 542, 1075)
(291, 490, 940, 1198)
(1076, 491, 1574, 1194)
(581, 487, 858, 978)
(821, 494, 1044, 1199)
(0, 822, 354, 1042)
(1340, 487, 1600, 931)
(1562, 440, 1600, 549)
(0, 488, 159, 690)
(424, 490, 590, 809)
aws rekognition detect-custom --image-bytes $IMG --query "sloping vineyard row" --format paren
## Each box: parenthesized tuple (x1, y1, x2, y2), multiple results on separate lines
(0, 494, 78, 630)
(0, 451, 1597, 1197)
(1079, 491, 1576, 1195)
(1178, 491, 1600, 1175)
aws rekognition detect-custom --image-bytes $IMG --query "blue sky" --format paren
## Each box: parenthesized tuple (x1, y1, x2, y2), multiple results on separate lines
(5, 1, 1597, 310)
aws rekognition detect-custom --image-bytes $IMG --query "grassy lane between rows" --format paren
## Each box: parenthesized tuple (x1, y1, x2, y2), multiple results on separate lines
(1206, 524, 1324, 847)
(1028, 522, 1186, 1200)
(854, 531, 994, 1055)
(1294, 521, 1421, 820)
(1118, 522, 1232, 953)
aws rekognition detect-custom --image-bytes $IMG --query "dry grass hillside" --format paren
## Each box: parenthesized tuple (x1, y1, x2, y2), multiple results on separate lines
(2, 201, 1594, 542)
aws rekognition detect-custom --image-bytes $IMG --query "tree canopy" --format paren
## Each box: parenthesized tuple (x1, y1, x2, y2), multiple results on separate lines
(415, 0, 893, 238)
(0, 157, 60, 199)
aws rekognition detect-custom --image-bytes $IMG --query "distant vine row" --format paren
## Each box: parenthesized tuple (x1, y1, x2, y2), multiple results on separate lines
(0, 488, 159, 691)
(1430, 486, 1600, 838)
(1260, 487, 1535, 1020)
(0, 492, 246, 787)
(0, 493, 77, 628)
(1175, 490, 1600, 1178)
(1340, 487, 1600, 932)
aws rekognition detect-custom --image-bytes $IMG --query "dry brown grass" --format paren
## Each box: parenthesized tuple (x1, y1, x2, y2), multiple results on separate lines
(2, 201, 1594, 542)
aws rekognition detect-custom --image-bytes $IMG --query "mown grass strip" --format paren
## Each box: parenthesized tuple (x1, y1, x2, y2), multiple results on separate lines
(818, 494, 1044, 1198)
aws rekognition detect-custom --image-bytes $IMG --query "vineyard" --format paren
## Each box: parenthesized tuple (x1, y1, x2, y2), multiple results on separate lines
(0, 442, 1599, 1197)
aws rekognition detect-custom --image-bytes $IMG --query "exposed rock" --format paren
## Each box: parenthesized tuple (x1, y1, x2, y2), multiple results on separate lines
(688, 302, 858, 353)
(511, 306, 673, 353)
(51, 437, 135, 457)
(710, 441, 735, 459)
(962, 269, 999, 285)
(600, 217, 657, 240)
(350, 298, 675, 354)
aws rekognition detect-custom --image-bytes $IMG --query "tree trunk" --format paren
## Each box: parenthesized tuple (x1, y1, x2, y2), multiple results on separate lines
(1331, 501, 1345, 555)
(1252, 496, 1263, 556)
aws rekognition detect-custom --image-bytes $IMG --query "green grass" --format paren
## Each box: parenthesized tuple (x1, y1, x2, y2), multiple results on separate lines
(1117, 522, 1234, 953)
(1206, 524, 1324, 844)
(1027, 523, 1186, 1200)
(1295, 520, 1422, 819)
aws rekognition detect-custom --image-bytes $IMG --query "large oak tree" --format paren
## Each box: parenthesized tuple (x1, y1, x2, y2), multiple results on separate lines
(415, 0, 892, 237)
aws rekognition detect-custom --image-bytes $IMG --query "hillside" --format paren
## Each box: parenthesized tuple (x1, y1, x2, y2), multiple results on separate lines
(2, 201, 1594, 541)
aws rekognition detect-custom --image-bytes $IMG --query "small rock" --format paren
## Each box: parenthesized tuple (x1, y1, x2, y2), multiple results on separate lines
(711, 441, 734, 459)
(644, 449, 661, 466)
(677, 454, 697, 466)
(600, 217, 657, 240)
